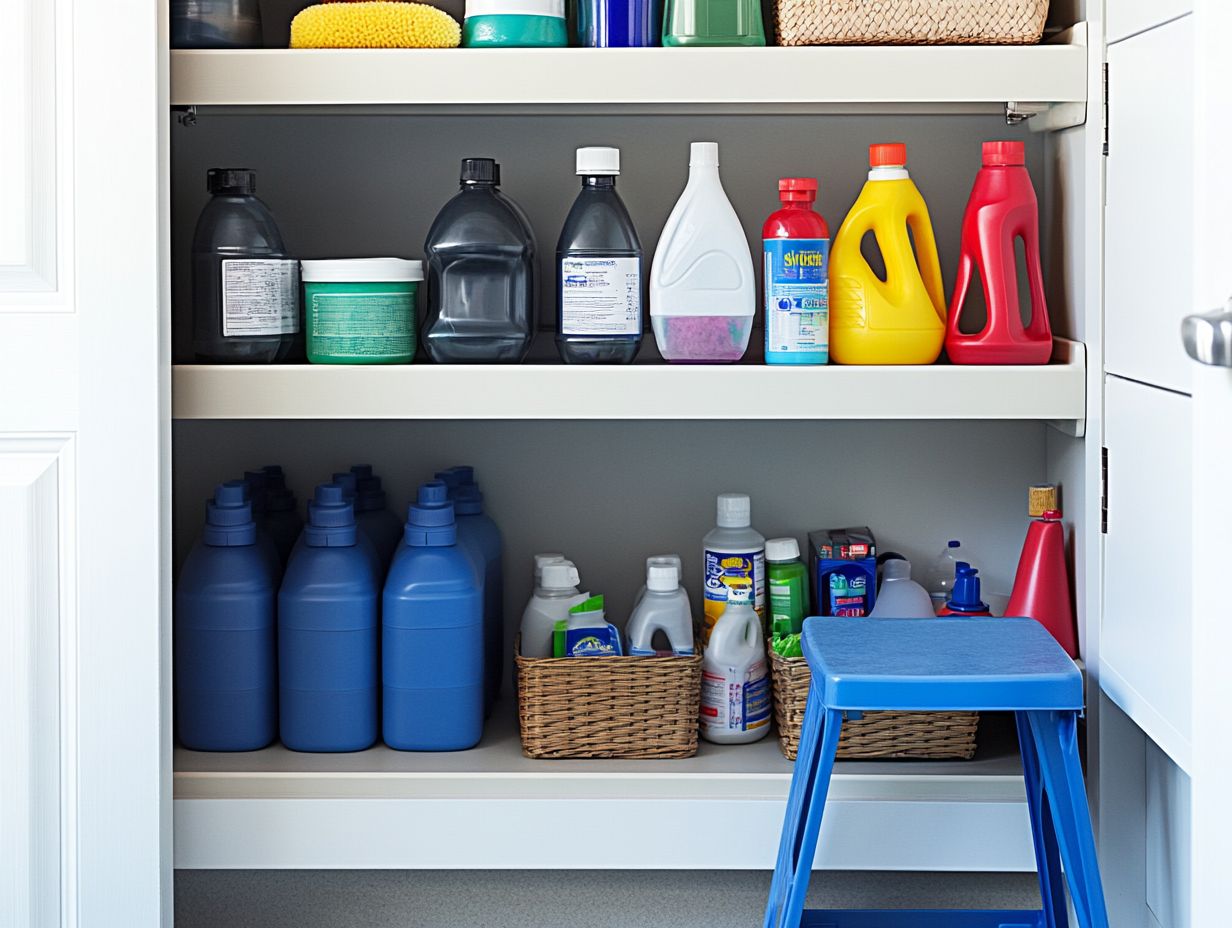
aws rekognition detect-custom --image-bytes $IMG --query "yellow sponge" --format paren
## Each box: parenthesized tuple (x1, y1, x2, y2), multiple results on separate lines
(291, 2, 461, 49)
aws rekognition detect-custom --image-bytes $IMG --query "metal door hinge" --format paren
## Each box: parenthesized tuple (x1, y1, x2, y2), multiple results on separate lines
(1101, 446, 1109, 533)
(1102, 62, 1109, 156)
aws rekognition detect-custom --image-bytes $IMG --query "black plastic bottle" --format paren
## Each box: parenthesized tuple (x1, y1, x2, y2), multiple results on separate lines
(192, 168, 299, 363)
(423, 159, 536, 364)
(556, 147, 643, 363)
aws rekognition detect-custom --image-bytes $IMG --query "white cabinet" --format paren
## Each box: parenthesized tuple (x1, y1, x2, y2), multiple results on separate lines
(1106, 0, 1192, 44)
(1105, 14, 1194, 394)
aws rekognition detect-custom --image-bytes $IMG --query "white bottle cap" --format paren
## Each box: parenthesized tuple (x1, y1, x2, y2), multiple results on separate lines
(577, 146, 620, 176)
(716, 493, 751, 528)
(726, 584, 752, 605)
(647, 554, 682, 576)
(647, 563, 678, 592)
(689, 142, 719, 167)
(765, 537, 800, 562)
(541, 562, 580, 591)
(534, 553, 565, 582)
(882, 559, 912, 581)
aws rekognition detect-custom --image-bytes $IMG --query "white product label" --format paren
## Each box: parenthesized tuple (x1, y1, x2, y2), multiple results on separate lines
(561, 257, 641, 336)
(221, 259, 300, 337)
(700, 663, 770, 733)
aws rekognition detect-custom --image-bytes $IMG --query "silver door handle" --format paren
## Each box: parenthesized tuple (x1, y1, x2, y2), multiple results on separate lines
(1183, 300, 1232, 367)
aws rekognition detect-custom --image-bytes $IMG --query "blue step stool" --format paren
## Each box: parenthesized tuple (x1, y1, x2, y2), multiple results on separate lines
(764, 617, 1109, 928)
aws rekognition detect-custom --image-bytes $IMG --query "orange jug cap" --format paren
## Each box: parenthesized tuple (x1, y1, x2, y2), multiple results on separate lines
(869, 143, 907, 167)
(982, 141, 1025, 166)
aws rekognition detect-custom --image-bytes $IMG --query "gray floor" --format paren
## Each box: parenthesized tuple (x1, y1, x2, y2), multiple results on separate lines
(176, 870, 1041, 927)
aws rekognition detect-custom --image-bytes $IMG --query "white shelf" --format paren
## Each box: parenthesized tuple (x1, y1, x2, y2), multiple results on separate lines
(174, 703, 1033, 870)
(170, 29, 1088, 115)
(171, 339, 1085, 424)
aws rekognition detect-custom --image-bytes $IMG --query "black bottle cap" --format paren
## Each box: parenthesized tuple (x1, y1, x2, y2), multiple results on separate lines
(460, 158, 499, 186)
(208, 168, 257, 195)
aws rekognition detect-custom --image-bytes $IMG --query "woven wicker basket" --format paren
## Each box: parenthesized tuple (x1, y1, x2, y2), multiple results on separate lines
(769, 649, 978, 760)
(775, 0, 1049, 47)
(515, 646, 704, 759)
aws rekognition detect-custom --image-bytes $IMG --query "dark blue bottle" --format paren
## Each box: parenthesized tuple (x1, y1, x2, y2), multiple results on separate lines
(350, 464, 403, 568)
(175, 483, 277, 751)
(383, 481, 484, 751)
(575, 0, 662, 46)
(278, 484, 379, 752)
(260, 464, 302, 567)
(454, 484, 504, 714)
(233, 475, 284, 583)
(329, 471, 384, 580)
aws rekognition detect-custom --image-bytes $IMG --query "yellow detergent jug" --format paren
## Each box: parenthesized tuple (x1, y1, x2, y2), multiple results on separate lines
(829, 143, 946, 365)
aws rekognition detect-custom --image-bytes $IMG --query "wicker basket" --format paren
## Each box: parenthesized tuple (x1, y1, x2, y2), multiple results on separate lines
(515, 646, 704, 759)
(774, 0, 1049, 47)
(769, 649, 978, 760)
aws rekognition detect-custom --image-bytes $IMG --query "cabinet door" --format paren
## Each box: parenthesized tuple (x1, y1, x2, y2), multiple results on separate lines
(1101, 375, 1192, 771)
(1105, 15, 1193, 394)
(0, 1, 166, 925)
(1106, 0, 1192, 43)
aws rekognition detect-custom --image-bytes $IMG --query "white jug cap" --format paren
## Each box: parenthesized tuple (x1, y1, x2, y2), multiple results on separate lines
(534, 553, 565, 581)
(716, 492, 751, 528)
(647, 554, 682, 575)
(881, 559, 912, 581)
(541, 562, 580, 590)
(577, 146, 620, 175)
(766, 537, 800, 562)
(689, 142, 719, 167)
(647, 563, 678, 592)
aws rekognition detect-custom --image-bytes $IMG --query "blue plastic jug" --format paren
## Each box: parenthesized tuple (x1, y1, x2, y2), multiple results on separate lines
(278, 484, 379, 752)
(175, 483, 277, 751)
(329, 471, 383, 580)
(454, 484, 504, 714)
(260, 464, 302, 566)
(383, 481, 484, 751)
(350, 464, 402, 567)
(233, 475, 284, 583)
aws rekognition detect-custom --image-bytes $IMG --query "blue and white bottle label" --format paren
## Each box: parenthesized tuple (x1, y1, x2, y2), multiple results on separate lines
(763, 238, 828, 360)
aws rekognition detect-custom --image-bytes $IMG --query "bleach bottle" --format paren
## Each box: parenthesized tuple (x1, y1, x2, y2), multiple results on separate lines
(700, 585, 769, 744)
(702, 492, 765, 643)
(383, 481, 484, 751)
(350, 464, 402, 567)
(519, 560, 588, 657)
(175, 483, 276, 751)
(763, 178, 830, 365)
(829, 143, 946, 365)
(260, 464, 302, 567)
(278, 484, 379, 753)
(454, 484, 504, 714)
(627, 561, 694, 656)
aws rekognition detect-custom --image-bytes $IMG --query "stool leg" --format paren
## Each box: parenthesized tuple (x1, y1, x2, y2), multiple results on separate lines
(765, 684, 825, 928)
(1028, 710, 1111, 928)
(1016, 711, 1068, 928)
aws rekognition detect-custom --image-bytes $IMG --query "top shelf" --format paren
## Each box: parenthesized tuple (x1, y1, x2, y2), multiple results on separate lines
(170, 26, 1088, 116)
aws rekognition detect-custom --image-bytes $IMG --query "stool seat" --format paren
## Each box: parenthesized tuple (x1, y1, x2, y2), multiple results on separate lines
(801, 617, 1083, 712)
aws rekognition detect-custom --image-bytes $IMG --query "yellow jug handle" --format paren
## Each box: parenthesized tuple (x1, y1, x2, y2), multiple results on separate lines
(906, 207, 947, 324)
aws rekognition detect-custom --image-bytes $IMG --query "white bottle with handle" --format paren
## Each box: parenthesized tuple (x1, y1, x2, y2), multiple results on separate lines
(700, 585, 770, 744)
(519, 560, 588, 657)
(627, 561, 694, 656)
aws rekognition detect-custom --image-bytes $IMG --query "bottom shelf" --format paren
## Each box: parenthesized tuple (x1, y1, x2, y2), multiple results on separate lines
(174, 702, 1034, 871)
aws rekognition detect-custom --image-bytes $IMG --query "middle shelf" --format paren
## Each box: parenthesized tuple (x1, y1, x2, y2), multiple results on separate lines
(172, 338, 1085, 423)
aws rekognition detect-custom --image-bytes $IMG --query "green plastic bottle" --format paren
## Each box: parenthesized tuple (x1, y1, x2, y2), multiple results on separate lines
(663, 0, 765, 46)
(766, 537, 807, 637)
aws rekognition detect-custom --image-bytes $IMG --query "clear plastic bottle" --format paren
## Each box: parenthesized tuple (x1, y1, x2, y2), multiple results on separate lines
(923, 539, 974, 613)
(192, 169, 299, 363)
(423, 158, 537, 363)
(556, 147, 643, 364)
(171, 0, 262, 49)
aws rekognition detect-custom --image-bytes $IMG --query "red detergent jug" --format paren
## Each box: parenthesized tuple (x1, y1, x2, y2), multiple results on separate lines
(946, 141, 1052, 364)
(1005, 508, 1078, 657)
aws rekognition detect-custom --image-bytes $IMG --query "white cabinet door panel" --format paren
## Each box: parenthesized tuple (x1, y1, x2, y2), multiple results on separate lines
(1102, 374, 1192, 771)
(1107, 0, 1192, 44)
(1105, 16, 1193, 394)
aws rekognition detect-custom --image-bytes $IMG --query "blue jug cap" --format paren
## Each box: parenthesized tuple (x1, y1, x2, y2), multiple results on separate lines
(242, 470, 270, 513)
(434, 469, 463, 495)
(203, 481, 256, 546)
(262, 464, 285, 483)
(350, 464, 374, 482)
(946, 562, 989, 613)
(405, 480, 456, 546)
(331, 472, 358, 499)
(304, 483, 357, 547)
(354, 474, 387, 512)
(265, 485, 297, 512)
(454, 484, 484, 516)
(948, 539, 961, 548)
(451, 465, 476, 487)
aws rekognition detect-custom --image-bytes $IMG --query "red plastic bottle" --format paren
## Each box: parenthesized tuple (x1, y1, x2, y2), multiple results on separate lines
(946, 141, 1052, 364)
(762, 178, 830, 365)
(1005, 509, 1078, 657)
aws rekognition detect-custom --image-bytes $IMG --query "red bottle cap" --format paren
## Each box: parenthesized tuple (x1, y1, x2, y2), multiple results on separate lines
(1042, 509, 1062, 521)
(982, 141, 1025, 166)
(778, 177, 818, 202)
(869, 143, 907, 168)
